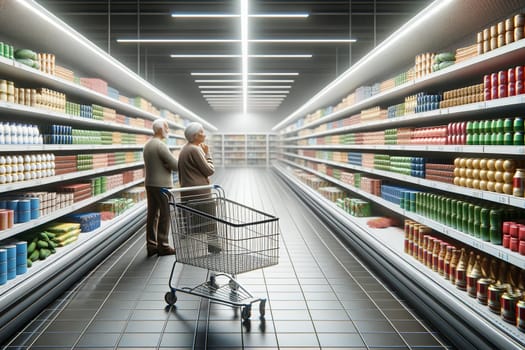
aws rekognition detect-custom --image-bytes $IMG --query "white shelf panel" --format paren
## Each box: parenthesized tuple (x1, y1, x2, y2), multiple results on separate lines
(278, 159, 525, 270)
(0, 144, 145, 152)
(0, 178, 144, 240)
(0, 161, 144, 193)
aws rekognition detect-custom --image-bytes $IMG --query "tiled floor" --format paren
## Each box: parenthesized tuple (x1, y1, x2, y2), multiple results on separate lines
(2, 168, 454, 349)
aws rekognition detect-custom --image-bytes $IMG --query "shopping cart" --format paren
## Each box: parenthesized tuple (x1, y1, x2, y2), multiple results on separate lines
(162, 184, 280, 320)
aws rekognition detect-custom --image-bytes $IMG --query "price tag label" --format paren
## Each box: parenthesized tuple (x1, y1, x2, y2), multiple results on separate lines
(470, 190, 482, 199)
(517, 147, 525, 154)
(469, 240, 483, 250)
(454, 146, 463, 152)
(497, 195, 509, 204)
(497, 251, 509, 262)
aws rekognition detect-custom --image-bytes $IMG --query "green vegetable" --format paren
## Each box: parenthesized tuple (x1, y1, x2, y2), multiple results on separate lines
(29, 250, 40, 262)
(15, 58, 35, 67)
(435, 52, 455, 63)
(45, 231, 56, 239)
(39, 249, 51, 260)
(14, 48, 37, 60)
(37, 240, 49, 249)
(438, 61, 455, 70)
(27, 241, 37, 254)
(27, 259, 32, 268)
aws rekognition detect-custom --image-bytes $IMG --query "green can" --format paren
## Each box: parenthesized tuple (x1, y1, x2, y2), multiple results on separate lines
(514, 132, 524, 145)
(474, 206, 482, 238)
(8, 45, 13, 59)
(467, 134, 474, 145)
(462, 202, 469, 233)
(480, 224, 490, 241)
(450, 200, 458, 229)
(467, 121, 474, 134)
(0, 42, 3, 57)
(515, 117, 524, 133)
(504, 118, 513, 133)
(484, 133, 492, 145)
(483, 120, 492, 133)
(468, 204, 475, 235)
(490, 208, 503, 228)
(491, 132, 498, 145)
(472, 121, 480, 134)
(491, 119, 498, 133)
(504, 132, 513, 145)
(490, 227, 502, 245)
(496, 118, 504, 133)
(472, 133, 480, 145)
(3, 44, 9, 58)
(456, 201, 464, 229)
(480, 208, 490, 226)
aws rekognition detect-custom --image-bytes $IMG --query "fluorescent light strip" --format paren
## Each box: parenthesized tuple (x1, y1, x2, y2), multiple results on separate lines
(199, 86, 241, 89)
(241, 0, 248, 115)
(204, 94, 287, 98)
(172, 54, 311, 58)
(249, 80, 294, 83)
(191, 72, 299, 76)
(249, 86, 291, 89)
(201, 90, 290, 94)
(171, 13, 309, 18)
(198, 86, 292, 89)
(201, 91, 242, 94)
(119, 39, 354, 43)
(195, 80, 242, 83)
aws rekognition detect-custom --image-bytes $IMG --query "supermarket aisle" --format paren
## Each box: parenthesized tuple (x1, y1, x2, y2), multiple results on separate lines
(3, 168, 453, 350)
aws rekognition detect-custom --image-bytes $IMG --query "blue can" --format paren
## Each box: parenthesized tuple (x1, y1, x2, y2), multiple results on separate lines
(2, 245, 16, 280)
(0, 249, 6, 285)
(15, 241, 27, 275)
(30, 197, 40, 210)
(6, 200, 18, 211)
(30, 209, 39, 220)
(18, 210, 31, 223)
(18, 199, 30, 211)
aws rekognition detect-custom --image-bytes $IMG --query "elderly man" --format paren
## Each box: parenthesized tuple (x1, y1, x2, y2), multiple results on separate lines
(143, 118, 178, 256)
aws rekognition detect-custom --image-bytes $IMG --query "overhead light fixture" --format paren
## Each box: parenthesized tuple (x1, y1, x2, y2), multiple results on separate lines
(249, 80, 294, 83)
(195, 80, 242, 83)
(117, 39, 240, 43)
(191, 72, 299, 76)
(251, 39, 356, 43)
(248, 95, 288, 98)
(199, 86, 241, 89)
(249, 86, 292, 89)
(172, 54, 310, 58)
(201, 91, 243, 94)
(241, 0, 248, 115)
(171, 13, 309, 18)
(248, 91, 289, 94)
(171, 54, 240, 58)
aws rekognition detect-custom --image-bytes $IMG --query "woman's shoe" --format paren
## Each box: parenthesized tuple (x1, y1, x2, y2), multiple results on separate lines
(158, 246, 176, 256)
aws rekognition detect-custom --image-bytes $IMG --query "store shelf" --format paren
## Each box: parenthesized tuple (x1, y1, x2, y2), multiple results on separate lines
(282, 95, 525, 142)
(280, 40, 525, 136)
(274, 163, 525, 349)
(0, 144, 146, 152)
(278, 158, 525, 270)
(0, 161, 143, 193)
(282, 152, 525, 209)
(0, 178, 144, 241)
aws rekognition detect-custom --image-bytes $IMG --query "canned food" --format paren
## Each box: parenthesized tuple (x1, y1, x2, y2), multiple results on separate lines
(501, 291, 521, 324)
(487, 284, 506, 313)
(517, 300, 525, 332)
(506, 31, 515, 45)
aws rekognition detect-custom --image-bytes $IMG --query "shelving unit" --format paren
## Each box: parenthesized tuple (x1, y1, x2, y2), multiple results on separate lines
(272, 2, 525, 348)
(0, 0, 214, 343)
(213, 133, 274, 167)
(210, 134, 223, 166)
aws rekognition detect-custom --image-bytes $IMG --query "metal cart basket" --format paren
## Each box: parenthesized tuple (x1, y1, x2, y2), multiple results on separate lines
(162, 185, 280, 320)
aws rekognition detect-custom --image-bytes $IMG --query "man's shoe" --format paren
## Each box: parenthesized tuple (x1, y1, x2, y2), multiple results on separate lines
(147, 247, 158, 257)
(208, 245, 222, 254)
(158, 246, 176, 256)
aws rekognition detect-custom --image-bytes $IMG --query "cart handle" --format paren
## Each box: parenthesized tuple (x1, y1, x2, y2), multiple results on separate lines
(161, 184, 225, 199)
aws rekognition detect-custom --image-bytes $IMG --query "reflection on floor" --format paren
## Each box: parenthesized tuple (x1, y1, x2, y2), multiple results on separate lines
(3, 168, 454, 349)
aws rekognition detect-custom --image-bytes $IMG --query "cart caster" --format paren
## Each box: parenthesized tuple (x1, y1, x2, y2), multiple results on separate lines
(228, 279, 239, 291)
(165, 291, 177, 306)
(259, 299, 266, 318)
(241, 305, 251, 320)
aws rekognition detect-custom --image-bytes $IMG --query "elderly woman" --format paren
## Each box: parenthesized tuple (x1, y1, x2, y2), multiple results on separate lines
(178, 122, 220, 253)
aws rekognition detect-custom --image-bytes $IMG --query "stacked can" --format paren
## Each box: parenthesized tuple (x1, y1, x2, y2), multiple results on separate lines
(415, 92, 442, 113)
(0, 42, 14, 59)
(502, 222, 525, 255)
(15, 241, 27, 275)
(440, 83, 484, 108)
(0, 208, 14, 231)
(453, 157, 517, 194)
(484, 66, 525, 101)
(0, 249, 6, 285)
(447, 122, 467, 145)
(477, 14, 524, 54)
(1, 245, 16, 280)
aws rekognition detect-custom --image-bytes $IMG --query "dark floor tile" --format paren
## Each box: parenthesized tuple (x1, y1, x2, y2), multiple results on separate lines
(31, 332, 81, 347)
(118, 333, 162, 347)
(346, 308, 385, 321)
(391, 320, 430, 333)
(317, 333, 365, 347)
(85, 320, 126, 333)
(130, 309, 171, 321)
(66, 299, 105, 309)
(273, 320, 315, 333)
(402, 332, 446, 347)
(76, 333, 120, 347)
(312, 320, 356, 333)
(206, 333, 244, 347)
(158, 332, 194, 347)
(361, 332, 407, 347)
(354, 320, 396, 333)
(94, 308, 133, 321)
(165, 320, 198, 333)
(276, 333, 319, 347)
(381, 309, 418, 320)
(309, 309, 350, 321)
(125, 320, 166, 333)
(207, 320, 242, 333)
(168, 309, 200, 321)
(55, 309, 98, 320)
(45, 320, 90, 333)
(3, 332, 40, 347)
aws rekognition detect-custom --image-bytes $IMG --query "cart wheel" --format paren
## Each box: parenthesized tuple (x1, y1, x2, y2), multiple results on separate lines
(164, 291, 177, 306)
(259, 299, 266, 318)
(241, 305, 251, 320)
(228, 279, 239, 291)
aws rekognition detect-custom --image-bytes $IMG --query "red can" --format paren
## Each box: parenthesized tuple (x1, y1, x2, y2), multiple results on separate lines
(503, 234, 510, 248)
(519, 241, 525, 255)
(516, 65, 524, 82)
(508, 67, 516, 83)
(519, 225, 525, 241)
(484, 88, 492, 101)
(516, 80, 524, 95)
(484, 74, 492, 89)
(460, 134, 467, 145)
(498, 70, 508, 85)
(510, 224, 519, 238)
(491, 86, 499, 99)
(508, 83, 516, 96)
(491, 73, 499, 87)
(511, 237, 519, 252)
(499, 84, 508, 98)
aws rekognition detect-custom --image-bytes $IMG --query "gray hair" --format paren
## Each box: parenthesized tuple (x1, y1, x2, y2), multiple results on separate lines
(184, 122, 203, 142)
(152, 119, 167, 134)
